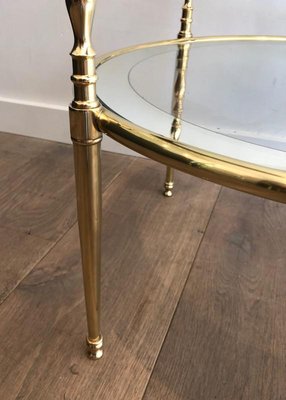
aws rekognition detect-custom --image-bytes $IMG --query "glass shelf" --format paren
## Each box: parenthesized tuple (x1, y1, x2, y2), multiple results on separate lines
(97, 38, 286, 171)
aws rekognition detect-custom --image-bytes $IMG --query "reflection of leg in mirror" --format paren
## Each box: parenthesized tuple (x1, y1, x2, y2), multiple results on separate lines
(163, 0, 193, 198)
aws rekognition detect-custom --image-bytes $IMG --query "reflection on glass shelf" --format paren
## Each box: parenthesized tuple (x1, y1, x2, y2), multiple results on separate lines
(97, 40, 286, 170)
(129, 41, 286, 151)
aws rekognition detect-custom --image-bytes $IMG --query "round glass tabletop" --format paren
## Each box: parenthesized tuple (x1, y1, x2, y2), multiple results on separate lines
(97, 38, 286, 172)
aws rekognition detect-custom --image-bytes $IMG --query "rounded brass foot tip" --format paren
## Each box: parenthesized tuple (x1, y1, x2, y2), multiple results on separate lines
(164, 189, 173, 197)
(86, 336, 103, 360)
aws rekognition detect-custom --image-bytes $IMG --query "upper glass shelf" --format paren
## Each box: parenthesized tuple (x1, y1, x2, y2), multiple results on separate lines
(97, 38, 286, 171)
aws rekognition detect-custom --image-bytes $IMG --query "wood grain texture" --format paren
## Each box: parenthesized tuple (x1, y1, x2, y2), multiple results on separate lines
(0, 133, 62, 186)
(0, 157, 219, 400)
(0, 226, 51, 304)
(0, 132, 133, 303)
(0, 143, 134, 242)
(143, 188, 286, 400)
(0, 146, 77, 241)
(0, 132, 59, 157)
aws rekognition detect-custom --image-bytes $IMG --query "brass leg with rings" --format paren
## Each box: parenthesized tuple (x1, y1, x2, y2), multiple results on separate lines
(66, 0, 103, 359)
(164, 0, 193, 197)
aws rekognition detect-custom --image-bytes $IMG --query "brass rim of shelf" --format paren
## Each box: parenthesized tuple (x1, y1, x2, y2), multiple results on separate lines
(96, 35, 286, 66)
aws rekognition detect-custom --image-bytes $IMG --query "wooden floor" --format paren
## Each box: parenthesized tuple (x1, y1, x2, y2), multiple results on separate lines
(0, 132, 286, 400)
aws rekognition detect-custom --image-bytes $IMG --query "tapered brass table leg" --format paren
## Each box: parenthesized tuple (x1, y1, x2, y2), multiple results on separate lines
(73, 139, 103, 359)
(164, 0, 193, 197)
(66, 0, 103, 358)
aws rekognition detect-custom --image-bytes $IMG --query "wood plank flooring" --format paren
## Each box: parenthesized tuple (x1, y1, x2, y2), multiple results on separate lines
(0, 133, 133, 303)
(143, 189, 286, 400)
(0, 132, 285, 400)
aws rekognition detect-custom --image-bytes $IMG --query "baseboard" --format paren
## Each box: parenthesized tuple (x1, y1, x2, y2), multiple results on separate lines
(0, 97, 139, 156)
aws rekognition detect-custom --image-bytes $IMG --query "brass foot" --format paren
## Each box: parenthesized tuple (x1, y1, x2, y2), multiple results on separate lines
(164, 181, 174, 197)
(87, 336, 103, 360)
(164, 189, 173, 197)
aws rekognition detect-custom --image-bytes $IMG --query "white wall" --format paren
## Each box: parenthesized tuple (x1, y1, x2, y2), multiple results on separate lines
(1, 0, 286, 153)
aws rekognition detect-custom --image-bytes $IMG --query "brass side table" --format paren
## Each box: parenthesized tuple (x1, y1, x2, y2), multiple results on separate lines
(66, 0, 286, 359)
